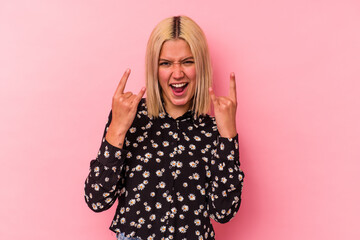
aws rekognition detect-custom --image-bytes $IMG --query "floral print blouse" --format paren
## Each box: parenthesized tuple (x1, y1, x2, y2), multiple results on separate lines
(84, 99, 245, 240)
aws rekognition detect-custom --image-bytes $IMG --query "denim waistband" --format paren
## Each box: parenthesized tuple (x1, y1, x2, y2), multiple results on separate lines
(116, 232, 141, 240)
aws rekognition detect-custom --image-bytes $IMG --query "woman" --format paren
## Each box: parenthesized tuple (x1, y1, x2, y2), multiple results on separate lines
(84, 16, 244, 240)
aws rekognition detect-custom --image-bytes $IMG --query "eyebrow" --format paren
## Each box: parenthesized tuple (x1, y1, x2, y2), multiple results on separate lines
(159, 56, 194, 62)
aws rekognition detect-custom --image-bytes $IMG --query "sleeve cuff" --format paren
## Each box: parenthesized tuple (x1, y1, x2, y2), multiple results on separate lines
(216, 134, 240, 164)
(96, 138, 129, 167)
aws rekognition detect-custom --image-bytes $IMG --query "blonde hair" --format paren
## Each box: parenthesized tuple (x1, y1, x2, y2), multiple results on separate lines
(145, 16, 212, 118)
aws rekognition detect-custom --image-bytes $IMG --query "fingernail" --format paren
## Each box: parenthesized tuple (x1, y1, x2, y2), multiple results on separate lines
(126, 68, 130, 73)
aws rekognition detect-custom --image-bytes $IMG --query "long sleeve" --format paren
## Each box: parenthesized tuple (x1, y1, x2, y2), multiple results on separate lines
(207, 134, 245, 223)
(84, 110, 129, 212)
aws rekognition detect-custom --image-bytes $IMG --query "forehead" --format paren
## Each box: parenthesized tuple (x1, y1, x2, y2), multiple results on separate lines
(159, 39, 193, 59)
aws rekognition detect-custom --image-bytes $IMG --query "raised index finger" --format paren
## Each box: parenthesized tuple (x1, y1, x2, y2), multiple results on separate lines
(229, 72, 237, 101)
(114, 69, 131, 96)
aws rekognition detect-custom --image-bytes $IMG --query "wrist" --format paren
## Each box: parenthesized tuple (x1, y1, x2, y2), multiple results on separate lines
(105, 126, 127, 149)
(218, 128, 237, 138)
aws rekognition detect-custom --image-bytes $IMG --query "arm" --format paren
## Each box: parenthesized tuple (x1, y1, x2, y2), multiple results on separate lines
(84, 110, 129, 212)
(207, 134, 245, 223)
(84, 69, 145, 212)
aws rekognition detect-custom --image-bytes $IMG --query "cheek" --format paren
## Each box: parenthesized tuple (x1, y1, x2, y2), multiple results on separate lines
(158, 70, 169, 87)
(188, 67, 196, 82)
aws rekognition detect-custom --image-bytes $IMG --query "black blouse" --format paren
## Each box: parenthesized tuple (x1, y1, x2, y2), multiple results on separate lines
(84, 99, 244, 240)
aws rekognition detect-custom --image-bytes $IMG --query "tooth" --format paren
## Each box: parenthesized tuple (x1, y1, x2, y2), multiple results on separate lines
(172, 83, 186, 88)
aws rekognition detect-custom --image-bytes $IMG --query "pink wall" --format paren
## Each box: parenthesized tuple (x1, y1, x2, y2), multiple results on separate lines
(1, 0, 359, 239)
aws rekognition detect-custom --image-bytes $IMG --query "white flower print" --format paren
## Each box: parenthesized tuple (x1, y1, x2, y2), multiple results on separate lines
(143, 171, 150, 178)
(84, 100, 244, 240)
(227, 154, 234, 160)
(129, 199, 136, 206)
(193, 173, 200, 180)
(129, 127, 136, 133)
(155, 202, 162, 209)
(182, 205, 189, 212)
(91, 203, 98, 210)
(189, 161, 197, 168)
(137, 183, 145, 190)
(156, 170, 163, 177)
(145, 153, 152, 159)
(189, 194, 196, 201)
(194, 219, 201, 226)
(135, 165, 143, 171)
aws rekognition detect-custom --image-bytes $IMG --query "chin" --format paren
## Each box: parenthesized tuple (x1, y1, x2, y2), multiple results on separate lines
(171, 97, 192, 107)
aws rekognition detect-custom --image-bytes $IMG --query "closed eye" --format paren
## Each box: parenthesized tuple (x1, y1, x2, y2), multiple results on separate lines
(159, 61, 171, 66)
(182, 60, 194, 65)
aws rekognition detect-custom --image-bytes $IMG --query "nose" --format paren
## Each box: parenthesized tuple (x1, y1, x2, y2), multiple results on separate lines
(172, 63, 184, 79)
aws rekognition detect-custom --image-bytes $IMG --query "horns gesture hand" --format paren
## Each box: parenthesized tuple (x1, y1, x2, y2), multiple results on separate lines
(106, 69, 146, 148)
(209, 72, 238, 138)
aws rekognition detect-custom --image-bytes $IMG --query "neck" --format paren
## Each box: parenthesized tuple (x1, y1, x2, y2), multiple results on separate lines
(163, 101, 192, 119)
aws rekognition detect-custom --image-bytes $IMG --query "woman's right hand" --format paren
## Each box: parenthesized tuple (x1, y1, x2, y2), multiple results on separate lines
(105, 69, 146, 148)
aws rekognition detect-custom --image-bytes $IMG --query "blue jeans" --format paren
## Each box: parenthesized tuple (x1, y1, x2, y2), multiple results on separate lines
(116, 232, 141, 240)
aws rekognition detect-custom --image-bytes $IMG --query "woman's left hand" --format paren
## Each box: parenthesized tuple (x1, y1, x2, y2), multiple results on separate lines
(209, 72, 238, 138)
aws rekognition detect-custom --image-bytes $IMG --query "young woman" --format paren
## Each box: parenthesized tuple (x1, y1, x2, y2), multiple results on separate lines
(84, 16, 245, 240)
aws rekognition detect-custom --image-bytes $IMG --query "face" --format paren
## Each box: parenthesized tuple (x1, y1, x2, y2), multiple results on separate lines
(158, 39, 196, 114)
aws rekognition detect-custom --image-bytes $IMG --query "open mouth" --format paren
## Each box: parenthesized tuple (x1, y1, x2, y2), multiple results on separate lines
(170, 83, 188, 94)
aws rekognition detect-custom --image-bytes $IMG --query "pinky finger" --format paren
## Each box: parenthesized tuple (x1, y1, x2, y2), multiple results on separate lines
(209, 87, 217, 104)
(135, 87, 146, 104)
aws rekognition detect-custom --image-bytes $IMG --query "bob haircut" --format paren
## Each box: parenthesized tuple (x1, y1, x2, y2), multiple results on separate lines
(145, 16, 212, 118)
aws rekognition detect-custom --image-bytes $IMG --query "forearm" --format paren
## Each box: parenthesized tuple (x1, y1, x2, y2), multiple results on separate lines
(84, 110, 128, 212)
(207, 135, 245, 223)
(105, 123, 127, 149)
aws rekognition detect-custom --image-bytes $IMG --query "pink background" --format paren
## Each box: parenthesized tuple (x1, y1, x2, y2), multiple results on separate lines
(1, 0, 359, 239)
